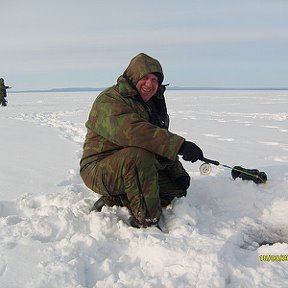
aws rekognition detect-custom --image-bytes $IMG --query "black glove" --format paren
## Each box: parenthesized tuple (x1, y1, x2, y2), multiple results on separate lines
(178, 141, 204, 163)
(175, 175, 190, 190)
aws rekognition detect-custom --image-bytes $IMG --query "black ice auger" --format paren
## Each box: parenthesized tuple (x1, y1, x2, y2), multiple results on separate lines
(200, 157, 268, 184)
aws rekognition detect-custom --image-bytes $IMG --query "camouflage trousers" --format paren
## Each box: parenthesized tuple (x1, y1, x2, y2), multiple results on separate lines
(80, 147, 188, 223)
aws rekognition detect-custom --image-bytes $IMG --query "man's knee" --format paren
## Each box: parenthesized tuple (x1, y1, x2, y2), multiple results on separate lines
(80, 147, 157, 195)
(122, 147, 155, 163)
(120, 147, 156, 174)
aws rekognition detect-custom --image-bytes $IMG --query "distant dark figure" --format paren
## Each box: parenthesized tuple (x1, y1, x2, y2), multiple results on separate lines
(0, 78, 10, 107)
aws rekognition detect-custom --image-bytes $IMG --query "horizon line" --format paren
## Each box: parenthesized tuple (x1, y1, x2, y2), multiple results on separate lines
(10, 86, 288, 93)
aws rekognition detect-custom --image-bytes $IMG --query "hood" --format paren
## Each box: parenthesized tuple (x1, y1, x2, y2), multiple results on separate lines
(123, 53, 164, 86)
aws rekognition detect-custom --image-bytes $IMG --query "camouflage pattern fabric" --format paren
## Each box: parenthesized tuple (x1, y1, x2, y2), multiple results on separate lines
(80, 53, 188, 225)
(81, 147, 162, 223)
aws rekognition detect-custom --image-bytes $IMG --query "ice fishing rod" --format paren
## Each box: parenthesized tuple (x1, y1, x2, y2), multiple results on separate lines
(199, 157, 268, 184)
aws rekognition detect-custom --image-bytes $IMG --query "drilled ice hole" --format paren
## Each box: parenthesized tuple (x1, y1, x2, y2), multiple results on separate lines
(240, 224, 288, 250)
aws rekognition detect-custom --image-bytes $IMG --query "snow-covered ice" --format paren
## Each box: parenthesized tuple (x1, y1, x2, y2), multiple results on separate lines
(0, 90, 287, 287)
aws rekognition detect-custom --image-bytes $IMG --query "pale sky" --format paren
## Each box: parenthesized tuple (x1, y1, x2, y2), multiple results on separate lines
(2, 0, 288, 90)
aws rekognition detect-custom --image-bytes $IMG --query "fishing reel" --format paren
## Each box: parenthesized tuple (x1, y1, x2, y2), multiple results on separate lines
(199, 163, 212, 175)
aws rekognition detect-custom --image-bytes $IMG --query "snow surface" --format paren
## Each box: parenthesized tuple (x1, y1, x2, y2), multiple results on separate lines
(0, 90, 288, 288)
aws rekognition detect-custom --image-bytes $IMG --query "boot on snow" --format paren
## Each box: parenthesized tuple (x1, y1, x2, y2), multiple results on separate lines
(90, 197, 106, 212)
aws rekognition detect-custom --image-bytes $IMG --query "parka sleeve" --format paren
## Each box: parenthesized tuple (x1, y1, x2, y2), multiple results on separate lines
(86, 92, 184, 161)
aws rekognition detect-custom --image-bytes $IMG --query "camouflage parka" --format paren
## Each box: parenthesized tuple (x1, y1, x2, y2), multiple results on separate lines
(80, 53, 185, 171)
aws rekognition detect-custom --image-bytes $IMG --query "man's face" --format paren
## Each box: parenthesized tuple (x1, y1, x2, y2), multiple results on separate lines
(136, 73, 159, 102)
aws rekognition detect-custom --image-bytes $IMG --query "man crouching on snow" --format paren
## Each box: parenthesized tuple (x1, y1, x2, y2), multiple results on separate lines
(80, 53, 205, 228)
